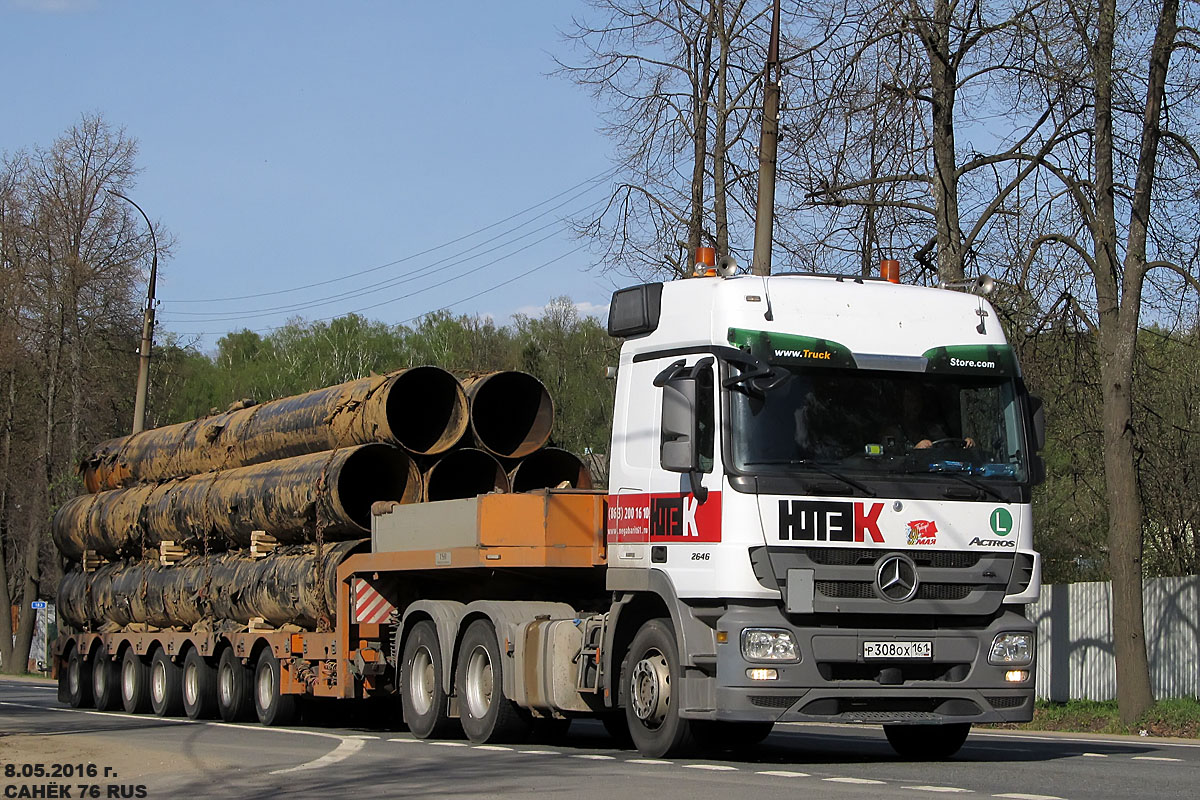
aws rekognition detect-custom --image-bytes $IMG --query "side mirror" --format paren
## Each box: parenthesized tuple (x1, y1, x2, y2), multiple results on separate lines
(1028, 394, 1045, 452)
(1029, 454, 1046, 486)
(661, 377, 700, 473)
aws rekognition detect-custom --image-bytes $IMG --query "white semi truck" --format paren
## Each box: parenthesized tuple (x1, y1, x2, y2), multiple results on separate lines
(57, 264, 1043, 760)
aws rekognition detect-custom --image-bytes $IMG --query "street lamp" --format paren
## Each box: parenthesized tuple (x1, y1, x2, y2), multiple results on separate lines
(106, 189, 158, 434)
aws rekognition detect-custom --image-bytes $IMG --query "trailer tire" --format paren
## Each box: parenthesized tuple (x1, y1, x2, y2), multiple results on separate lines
(182, 650, 218, 720)
(92, 654, 121, 711)
(884, 722, 971, 759)
(621, 618, 696, 758)
(254, 649, 298, 726)
(120, 649, 151, 714)
(216, 648, 254, 722)
(150, 648, 184, 717)
(65, 646, 93, 709)
(401, 620, 457, 739)
(455, 619, 532, 743)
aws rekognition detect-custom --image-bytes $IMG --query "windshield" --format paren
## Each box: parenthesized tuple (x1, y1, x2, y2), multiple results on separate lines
(729, 364, 1029, 482)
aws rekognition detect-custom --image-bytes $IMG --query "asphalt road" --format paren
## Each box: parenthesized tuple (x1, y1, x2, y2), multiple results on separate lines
(2, 678, 1197, 800)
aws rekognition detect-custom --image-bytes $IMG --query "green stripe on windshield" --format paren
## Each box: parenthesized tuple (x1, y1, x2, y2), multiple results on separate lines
(922, 345, 1019, 376)
(727, 328, 857, 368)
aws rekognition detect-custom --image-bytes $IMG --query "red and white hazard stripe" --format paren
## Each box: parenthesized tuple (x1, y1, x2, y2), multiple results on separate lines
(353, 578, 397, 624)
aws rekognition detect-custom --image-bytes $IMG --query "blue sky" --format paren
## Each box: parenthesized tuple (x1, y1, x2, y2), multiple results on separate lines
(2, 0, 623, 350)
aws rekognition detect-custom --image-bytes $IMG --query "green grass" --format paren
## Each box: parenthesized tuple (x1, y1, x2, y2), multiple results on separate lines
(988, 698, 1200, 738)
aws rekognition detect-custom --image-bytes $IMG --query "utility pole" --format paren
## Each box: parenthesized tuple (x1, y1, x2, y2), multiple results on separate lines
(751, 0, 782, 276)
(107, 190, 158, 434)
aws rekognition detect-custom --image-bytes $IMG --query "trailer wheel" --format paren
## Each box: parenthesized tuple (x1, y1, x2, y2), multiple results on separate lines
(150, 648, 184, 717)
(216, 648, 254, 722)
(182, 650, 218, 720)
(455, 619, 532, 743)
(120, 649, 151, 714)
(65, 646, 93, 709)
(884, 723, 971, 759)
(621, 618, 696, 758)
(254, 649, 298, 726)
(400, 620, 457, 739)
(92, 653, 121, 711)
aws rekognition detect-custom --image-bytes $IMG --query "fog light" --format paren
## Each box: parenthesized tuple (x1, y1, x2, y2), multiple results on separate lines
(747, 668, 778, 681)
(1005, 670, 1029, 683)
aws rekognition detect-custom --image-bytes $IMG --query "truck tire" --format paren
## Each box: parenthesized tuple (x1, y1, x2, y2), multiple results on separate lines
(401, 620, 457, 739)
(216, 648, 254, 722)
(182, 650, 218, 720)
(65, 646, 93, 709)
(92, 654, 121, 711)
(455, 619, 532, 743)
(120, 649, 151, 714)
(150, 648, 184, 717)
(254, 649, 298, 726)
(884, 722, 971, 759)
(622, 618, 696, 758)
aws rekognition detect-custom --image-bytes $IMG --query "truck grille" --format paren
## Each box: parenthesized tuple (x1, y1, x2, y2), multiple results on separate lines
(807, 548, 980, 569)
(816, 581, 977, 601)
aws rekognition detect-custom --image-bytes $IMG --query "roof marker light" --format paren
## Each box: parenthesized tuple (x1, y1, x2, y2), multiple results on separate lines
(880, 259, 901, 284)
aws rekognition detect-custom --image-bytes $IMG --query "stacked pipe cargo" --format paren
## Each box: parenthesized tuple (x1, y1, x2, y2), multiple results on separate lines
(55, 367, 593, 633)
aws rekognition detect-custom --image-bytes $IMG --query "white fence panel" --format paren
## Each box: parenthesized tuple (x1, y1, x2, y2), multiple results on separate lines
(1032, 576, 1200, 701)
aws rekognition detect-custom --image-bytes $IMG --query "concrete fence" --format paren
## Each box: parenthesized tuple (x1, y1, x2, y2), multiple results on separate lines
(1031, 576, 1200, 701)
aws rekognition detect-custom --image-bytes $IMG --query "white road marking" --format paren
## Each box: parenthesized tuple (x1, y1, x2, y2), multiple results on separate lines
(627, 759, 671, 765)
(757, 770, 809, 778)
(388, 738, 424, 743)
(269, 736, 365, 775)
(429, 741, 469, 747)
(572, 754, 616, 760)
(993, 794, 1064, 800)
(969, 731, 1200, 750)
(684, 764, 738, 771)
(1080, 753, 1108, 758)
(824, 777, 886, 785)
(348, 734, 380, 739)
(1132, 755, 1181, 762)
(517, 749, 559, 755)
(903, 787, 974, 793)
(473, 745, 513, 751)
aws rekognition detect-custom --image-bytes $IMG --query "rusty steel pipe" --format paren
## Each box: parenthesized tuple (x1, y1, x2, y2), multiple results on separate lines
(57, 540, 364, 631)
(508, 447, 594, 493)
(54, 444, 420, 562)
(422, 448, 510, 502)
(80, 366, 467, 492)
(459, 371, 554, 459)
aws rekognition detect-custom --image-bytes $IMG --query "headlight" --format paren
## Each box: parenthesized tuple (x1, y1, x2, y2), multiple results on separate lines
(740, 628, 799, 662)
(989, 632, 1033, 665)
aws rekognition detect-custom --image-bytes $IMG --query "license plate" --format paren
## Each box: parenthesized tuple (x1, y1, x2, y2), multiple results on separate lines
(863, 641, 932, 659)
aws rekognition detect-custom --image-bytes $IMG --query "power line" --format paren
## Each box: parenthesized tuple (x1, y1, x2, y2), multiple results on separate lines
(162, 194, 605, 324)
(164, 166, 618, 305)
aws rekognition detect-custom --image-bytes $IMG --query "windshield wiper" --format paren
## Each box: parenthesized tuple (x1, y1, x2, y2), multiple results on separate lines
(931, 470, 1006, 502)
(743, 460, 876, 497)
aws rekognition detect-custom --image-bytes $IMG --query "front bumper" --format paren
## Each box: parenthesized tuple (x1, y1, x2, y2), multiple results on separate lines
(700, 604, 1034, 725)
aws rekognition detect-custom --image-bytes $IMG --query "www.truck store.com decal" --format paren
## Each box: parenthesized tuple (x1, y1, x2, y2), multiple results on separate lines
(607, 492, 722, 544)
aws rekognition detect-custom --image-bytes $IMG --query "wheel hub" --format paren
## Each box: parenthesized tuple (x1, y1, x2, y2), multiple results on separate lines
(409, 645, 435, 716)
(464, 645, 494, 720)
(629, 650, 671, 728)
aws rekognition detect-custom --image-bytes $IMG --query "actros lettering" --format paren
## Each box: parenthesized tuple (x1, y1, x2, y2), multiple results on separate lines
(969, 536, 1016, 548)
(778, 500, 884, 543)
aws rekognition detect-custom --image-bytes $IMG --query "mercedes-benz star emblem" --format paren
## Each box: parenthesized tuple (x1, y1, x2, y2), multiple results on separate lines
(876, 554, 919, 602)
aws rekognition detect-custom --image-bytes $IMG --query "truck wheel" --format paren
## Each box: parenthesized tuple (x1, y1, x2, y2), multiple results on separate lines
(254, 649, 298, 726)
(150, 648, 184, 717)
(65, 646, 93, 709)
(401, 620, 457, 739)
(884, 722, 971, 759)
(455, 619, 532, 743)
(120, 649, 151, 714)
(622, 618, 696, 758)
(216, 648, 254, 722)
(182, 650, 218, 720)
(92, 654, 121, 711)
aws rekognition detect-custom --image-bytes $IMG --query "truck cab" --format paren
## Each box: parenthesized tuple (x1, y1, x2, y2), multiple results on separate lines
(604, 270, 1043, 757)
